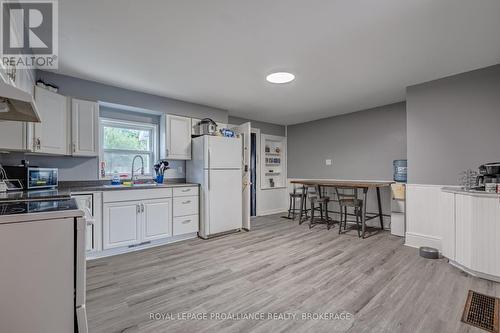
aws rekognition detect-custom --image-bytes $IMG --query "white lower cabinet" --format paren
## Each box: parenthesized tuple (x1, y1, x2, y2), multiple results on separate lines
(441, 189, 500, 281)
(103, 198, 173, 250)
(173, 215, 198, 236)
(94, 187, 199, 257)
(173, 196, 198, 217)
(142, 198, 172, 241)
(103, 200, 142, 249)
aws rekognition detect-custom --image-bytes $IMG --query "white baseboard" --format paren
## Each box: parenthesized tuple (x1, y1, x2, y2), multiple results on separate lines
(86, 233, 198, 260)
(405, 231, 442, 251)
(259, 208, 288, 216)
(449, 260, 500, 283)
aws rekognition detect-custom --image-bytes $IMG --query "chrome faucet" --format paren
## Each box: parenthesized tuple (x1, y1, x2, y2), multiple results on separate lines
(131, 155, 144, 184)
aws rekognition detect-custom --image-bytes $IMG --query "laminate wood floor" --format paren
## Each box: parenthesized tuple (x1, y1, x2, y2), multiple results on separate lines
(87, 214, 500, 333)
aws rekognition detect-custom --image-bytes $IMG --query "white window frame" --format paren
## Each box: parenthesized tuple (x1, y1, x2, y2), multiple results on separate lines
(99, 118, 158, 180)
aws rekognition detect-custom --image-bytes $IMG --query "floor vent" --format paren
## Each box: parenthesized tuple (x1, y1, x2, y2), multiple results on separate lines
(462, 290, 499, 333)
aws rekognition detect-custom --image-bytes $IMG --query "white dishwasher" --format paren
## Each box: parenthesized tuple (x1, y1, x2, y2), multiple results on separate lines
(73, 194, 96, 252)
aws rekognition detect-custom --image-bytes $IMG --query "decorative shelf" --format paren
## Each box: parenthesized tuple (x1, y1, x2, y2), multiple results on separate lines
(261, 134, 286, 190)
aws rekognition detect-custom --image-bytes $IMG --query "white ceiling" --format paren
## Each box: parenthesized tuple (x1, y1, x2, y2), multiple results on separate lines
(58, 0, 500, 125)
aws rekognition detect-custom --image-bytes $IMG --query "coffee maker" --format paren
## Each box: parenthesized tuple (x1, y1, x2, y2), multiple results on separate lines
(476, 162, 500, 190)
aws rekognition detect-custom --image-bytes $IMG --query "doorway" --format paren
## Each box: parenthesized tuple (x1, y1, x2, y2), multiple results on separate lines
(250, 128, 260, 217)
(251, 132, 257, 216)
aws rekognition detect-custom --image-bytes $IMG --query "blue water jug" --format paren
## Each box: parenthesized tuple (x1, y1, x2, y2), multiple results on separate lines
(393, 160, 407, 182)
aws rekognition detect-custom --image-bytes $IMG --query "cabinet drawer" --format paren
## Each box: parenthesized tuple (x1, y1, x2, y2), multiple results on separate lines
(173, 186, 199, 197)
(103, 188, 172, 203)
(173, 215, 199, 235)
(173, 196, 198, 217)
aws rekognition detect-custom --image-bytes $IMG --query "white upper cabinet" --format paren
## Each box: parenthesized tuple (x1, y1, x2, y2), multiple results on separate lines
(71, 98, 99, 156)
(165, 115, 192, 160)
(33, 86, 70, 155)
(0, 120, 28, 151)
(14, 69, 35, 95)
(191, 118, 201, 135)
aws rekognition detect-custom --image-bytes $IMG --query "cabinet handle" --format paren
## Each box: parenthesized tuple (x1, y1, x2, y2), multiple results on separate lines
(182, 200, 191, 204)
(72, 143, 76, 152)
(136, 204, 140, 214)
(141, 203, 144, 213)
(182, 189, 191, 192)
(166, 149, 169, 157)
(182, 219, 191, 224)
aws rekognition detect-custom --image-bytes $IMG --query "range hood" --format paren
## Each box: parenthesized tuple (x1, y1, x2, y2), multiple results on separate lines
(0, 71, 40, 122)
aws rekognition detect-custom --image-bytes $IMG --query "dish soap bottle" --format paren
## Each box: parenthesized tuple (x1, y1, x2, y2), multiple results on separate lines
(111, 171, 120, 185)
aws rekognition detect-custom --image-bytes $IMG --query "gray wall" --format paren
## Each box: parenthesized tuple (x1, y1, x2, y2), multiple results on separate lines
(407, 64, 500, 185)
(0, 72, 228, 181)
(228, 116, 286, 136)
(287, 102, 406, 180)
(0, 153, 99, 181)
(37, 71, 228, 122)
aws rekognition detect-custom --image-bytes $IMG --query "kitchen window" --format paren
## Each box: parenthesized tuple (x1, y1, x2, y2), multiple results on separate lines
(99, 118, 158, 178)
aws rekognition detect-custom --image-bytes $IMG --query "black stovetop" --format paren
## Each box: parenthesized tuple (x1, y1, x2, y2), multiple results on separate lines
(0, 199, 79, 215)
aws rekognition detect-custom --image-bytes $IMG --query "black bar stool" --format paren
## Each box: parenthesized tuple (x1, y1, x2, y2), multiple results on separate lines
(287, 185, 306, 220)
(335, 187, 363, 237)
(308, 186, 333, 229)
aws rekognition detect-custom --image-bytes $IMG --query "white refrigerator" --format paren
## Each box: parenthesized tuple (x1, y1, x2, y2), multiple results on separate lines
(187, 135, 242, 239)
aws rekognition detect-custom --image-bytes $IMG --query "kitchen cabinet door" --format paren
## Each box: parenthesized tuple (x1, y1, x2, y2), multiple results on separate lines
(455, 194, 473, 268)
(191, 118, 200, 135)
(0, 120, 28, 151)
(439, 191, 455, 260)
(71, 98, 99, 156)
(33, 86, 70, 155)
(166, 115, 191, 160)
(103, 201, 141, 249)
(142, 198, 172, 241)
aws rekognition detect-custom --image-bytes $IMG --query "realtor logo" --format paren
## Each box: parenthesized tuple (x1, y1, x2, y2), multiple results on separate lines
(1, 0, 58, 68)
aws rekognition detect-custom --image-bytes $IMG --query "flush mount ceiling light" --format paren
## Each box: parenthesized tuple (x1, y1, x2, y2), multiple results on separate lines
(266, 72, 295, 84)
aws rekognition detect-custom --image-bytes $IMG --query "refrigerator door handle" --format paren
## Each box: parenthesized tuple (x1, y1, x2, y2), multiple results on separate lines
(208, 148, 211, 190)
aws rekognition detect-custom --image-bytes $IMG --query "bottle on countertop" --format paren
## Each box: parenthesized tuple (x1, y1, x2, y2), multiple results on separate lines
(111, 171, 120, 185)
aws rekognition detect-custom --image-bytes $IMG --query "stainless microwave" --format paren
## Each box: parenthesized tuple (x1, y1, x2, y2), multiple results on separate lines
(3, 166, 58, 190)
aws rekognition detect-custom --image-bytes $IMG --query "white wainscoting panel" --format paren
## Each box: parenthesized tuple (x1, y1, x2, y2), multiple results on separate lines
(405, 184, 445, 250)
(258, 187, 288, 216)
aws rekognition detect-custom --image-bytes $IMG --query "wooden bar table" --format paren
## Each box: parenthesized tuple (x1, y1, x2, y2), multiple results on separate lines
(290, 179, 394, 238)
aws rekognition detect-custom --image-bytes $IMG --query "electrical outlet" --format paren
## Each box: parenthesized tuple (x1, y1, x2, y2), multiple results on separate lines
(325, 159, 332, 166)
(177, 166, 183, 173)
